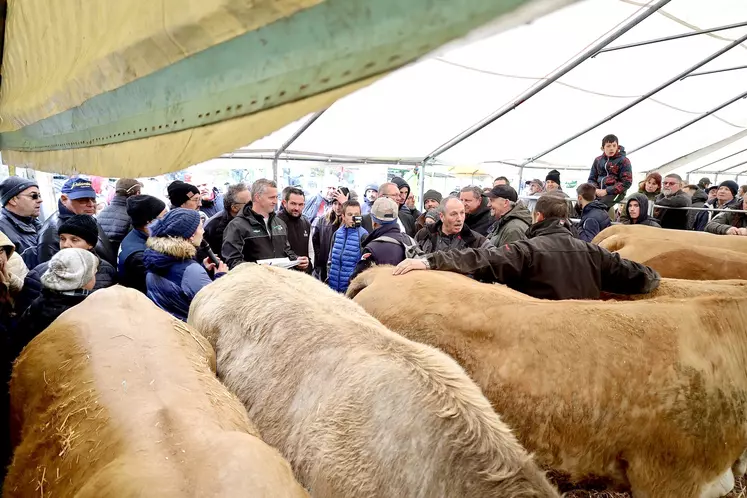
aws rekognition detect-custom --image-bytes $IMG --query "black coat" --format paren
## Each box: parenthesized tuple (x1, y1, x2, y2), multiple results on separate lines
(204, 210, 233, 261)
(427, 218, 661, 300)
(311, 216, 340, 282)
(0, 208, 41, 269)
(37, 202, 116, 266)
(654, 190, 692, 231)
(97, 195, 132, 255)
(415, 221, 488, 254)
(351, 223, 409, 281)
(222, 206, 296, 269)
(464, 196, 495, 236)
(277, 211, 312, 273)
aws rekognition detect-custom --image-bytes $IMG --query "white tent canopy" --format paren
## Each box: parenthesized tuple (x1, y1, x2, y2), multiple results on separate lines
(233, 0, 747, 184)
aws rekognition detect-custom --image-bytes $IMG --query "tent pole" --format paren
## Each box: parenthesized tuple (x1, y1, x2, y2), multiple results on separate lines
(520, 31, 747, 168)
(418, 161, 427, 211)
(272, 109, 328, 182)
(420, 0, 672, 164)
(688, 147, 747, 174)
(682, 64, 747, 80)
(628, 90, 747, 155)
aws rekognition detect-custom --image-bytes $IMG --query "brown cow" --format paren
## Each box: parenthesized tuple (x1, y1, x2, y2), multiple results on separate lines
(348, 266, 747, 498)
(593, 224, 747, 253)
(603, 278, 747, 301)
(188, 263, 560, 498)
(6, 286, 307, 498)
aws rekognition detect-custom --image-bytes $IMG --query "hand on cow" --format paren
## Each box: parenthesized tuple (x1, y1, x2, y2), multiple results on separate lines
(296, 256, 310, 270)
(393, 259, 427, 275)
(595, 189, 608, 198)
(739, 228, 747, 236)
(727, 227, 740, 235)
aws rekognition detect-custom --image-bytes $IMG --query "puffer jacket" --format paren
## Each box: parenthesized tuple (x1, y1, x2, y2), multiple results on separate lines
(37, 201, 116, 266)
(144, 237, 224, 321)
(705, 203, 747, 234)
(694, 197, 740, 232)
(0, 208, 41, 269)
(222, 205, 296, 269)
(488, 201, 532, 247)
(577, 200, 612, 243)
(587, 147, 633, 196)
(97, 195, 131, 254)
(327, 225, 368, 293)
(416, 221, 489, 254)
(621, 193, 661, 228)
(15, 256, 116, 315)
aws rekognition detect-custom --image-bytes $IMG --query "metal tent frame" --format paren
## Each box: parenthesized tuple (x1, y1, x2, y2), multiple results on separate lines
(220, 2, 747, 207)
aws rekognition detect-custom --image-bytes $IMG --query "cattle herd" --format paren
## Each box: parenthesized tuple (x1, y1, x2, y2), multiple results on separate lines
(5, 224, 747, 497)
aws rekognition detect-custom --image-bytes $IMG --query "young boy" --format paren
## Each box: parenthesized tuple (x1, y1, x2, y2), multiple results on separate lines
(587, 134, 633, 209)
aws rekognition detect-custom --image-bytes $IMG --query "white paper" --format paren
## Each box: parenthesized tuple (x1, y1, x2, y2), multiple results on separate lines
(256, 257, 300, 269)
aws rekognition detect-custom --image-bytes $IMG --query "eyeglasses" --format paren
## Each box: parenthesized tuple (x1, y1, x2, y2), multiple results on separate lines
(19, 193, 42, 200)
(662, 181, 679, 186)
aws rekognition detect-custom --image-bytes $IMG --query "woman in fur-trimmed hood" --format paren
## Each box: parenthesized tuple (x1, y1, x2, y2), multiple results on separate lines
(144, 208, 227, 321)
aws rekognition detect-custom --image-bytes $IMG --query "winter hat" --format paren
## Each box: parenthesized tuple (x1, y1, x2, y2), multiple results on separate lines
(486, 185, 518, 202)
(719, 180, 739, 197)
(0, 177, 38, 206)
(149, 208, 201, 239)
(58, 215, 99, 247)
(41, 248, 98, 291)
(545, 170, 561, 185)
(364, 184, 379, 194)
(370, 197, 399, 225)
(644, 172, 662, 189)
(529, 179, 544, 189)
(127, 195, 166, 227)
(115, 178, 143, 196)
(423, 189, 443, 204)
(167, 180, 200, 207)
(707, 185, 719, 195)
(425, 209, 440, 223)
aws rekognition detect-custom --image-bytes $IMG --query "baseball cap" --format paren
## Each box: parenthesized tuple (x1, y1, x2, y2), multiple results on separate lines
(485, 185, 518, 202)
(61, 177, 96, 200)
(370, 197, 398, 225)
(115, 178, 143, 195)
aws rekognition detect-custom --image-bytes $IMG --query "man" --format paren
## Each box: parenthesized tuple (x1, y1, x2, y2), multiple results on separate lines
(361, 182, 408, 235)
(529, 179, 543, 195)
(493, 176, 510, 187)
(204, 183, 251, 260)
(544, 170, 565, 194)
(277, 187, 311, 273)
(97, 178, 142, 255)
(415, 189, 443, 232)
(118, 195, 167, 293)
(351, 197, 418, 281)
(485, 185, 532, 247)
(361, 184, 378, 215)
(0, 176, 43, 268)
(705, 194, 747, 236)
(37, 177, 116, 266)
(459, 186, 494, 236)
(390, 176, 417, 236)
(302, 175, 339, 224)
(415, 196, 490, 254)
(587, 134, 633, 209)
(682, 183, 708, 230)
(576, 183, 611, 243)
(654, 174, 691, 230)
(222, 179, 304, 269)
(190, 174, 224, 218)
(167, 180, 202, 211)
(693, 180, 741, 232)
(395, 194, 660, 300)
(698, 177, 712, 191)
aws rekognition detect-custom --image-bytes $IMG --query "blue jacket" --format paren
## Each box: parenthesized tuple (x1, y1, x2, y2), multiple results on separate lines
(118, 228, 148, 293)
(199, 189, 224, 218)
(578, 200, 612, 243)
(0, 208, 41, 269)
(302, 194, 329, 225)
(144, 236, 223, 321)
(327, 225, 368, 293)
(97, 195, 132, 255)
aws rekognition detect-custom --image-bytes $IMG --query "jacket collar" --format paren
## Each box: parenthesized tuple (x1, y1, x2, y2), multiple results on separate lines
(526, 218, 573, 238)
(57, 200, 76, 220)
(582, 199, 608, 215)
(429, 220, 477, 244)
(145, 236, 197, 259)
(239, 204, 275, 226)
(2, 208, 39, 232)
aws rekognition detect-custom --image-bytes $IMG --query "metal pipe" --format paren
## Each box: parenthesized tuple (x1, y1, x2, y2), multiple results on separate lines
(595, 20, 747, 55)
(421, 0, 672, 164)
(687, 146, 747, 174)
(718, 158, 747, 174)
(418, 161, 427, 211)
(226, 154, 421, 166)
(520, 30, 747, 168)
(628, 89, 747, 155)
(682, 64, 747, 80)
(271, 109, 328, 181)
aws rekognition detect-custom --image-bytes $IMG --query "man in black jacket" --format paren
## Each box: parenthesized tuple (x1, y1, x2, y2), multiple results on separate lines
(390, 176, 417, 236)
(0, 176, 43, 268)
(222, 179, 302, 269)
(97, 178, 142, 255)
(204, 183, 250, 260)
(118, 195, 167, 293)
(459, 186, 494, 236)
(277, 187, 312, 273)
(37, 177, 116, 266)
(394, 194, 660, 300)
(654, 174, 692, 230)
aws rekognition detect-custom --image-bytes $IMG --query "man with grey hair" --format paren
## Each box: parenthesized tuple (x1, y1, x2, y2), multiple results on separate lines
(204, 183, 251, 260)
(459, 186, 494, 236)
(415, 196, 489, 254)
(222, 179, 300, 269)
(654, 173, 691, 230)
(360, 182, 408, 234)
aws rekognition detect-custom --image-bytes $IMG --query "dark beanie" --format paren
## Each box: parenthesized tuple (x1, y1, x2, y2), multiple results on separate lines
(423, 189, 442, 204)
(149, 208, 200, 239)
(167, 180, 200, 207)
(58, 215, 99, 247)
(0, 176, 38, 206)
(719, 180, 739, 197)
(546, 169, 561, 185)
(127, 195, 166, 227)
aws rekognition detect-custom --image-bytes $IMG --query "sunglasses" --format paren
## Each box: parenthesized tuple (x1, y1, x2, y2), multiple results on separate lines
(19, 193, 42, 200)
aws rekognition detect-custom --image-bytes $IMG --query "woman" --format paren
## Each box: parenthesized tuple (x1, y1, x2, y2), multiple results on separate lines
(620, 173, 661, 222)
(327, 200, 368, 293)
(621, 194, 661, 228)
(17, 215, 116, 314)
(144, 208, 227, 321)
(310, 191, 347, 283)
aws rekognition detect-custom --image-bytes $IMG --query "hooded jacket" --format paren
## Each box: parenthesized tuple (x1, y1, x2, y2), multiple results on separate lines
(426, 218, 661, 300)
(488, 201, 532, 247)
(222, 205, 296, 269)
(0, 208, 41, 269)
(350, 223, 410, 281)
(327, 225, 368, 293)
(37, 201, 116, 266)
(97, 195, 131, 255)
(390, 177, 417, 236)
(619, 185, 661, 223)
(588, 146, 633, 196)
(621, 193, 661, 228)
(144, 237, 224, 321)
(464, 195, 495, 236)
(577, 199, 612, 243)
(416, 221, 489, 254)
(361, 184, 378, 215)
(654, 189, 692, 230)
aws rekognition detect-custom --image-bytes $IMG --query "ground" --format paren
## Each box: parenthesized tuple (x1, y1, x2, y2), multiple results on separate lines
(561, 477, 746, 497)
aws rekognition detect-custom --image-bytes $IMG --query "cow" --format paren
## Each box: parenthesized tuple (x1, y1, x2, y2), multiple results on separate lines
(347, 266, 747, 498)
(603, 278, 747, 301)
(188, 263, 560, 498)
(593, 224, 747, 254)
(6, 286, 307, 498)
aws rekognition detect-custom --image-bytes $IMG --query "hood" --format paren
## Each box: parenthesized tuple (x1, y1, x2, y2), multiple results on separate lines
(526, 218, 574, 238)
(0, 230, 15, 257)
(691, 188, 708, 204)
(583, 199, 609, 214)
(390, 176, 410, 201)
(609, 145, 626, 160)
(501, 201, 533, 225)
(626, 193, 651, 224)
(144, 237, 197, 272)
(364, 184, 379, 194)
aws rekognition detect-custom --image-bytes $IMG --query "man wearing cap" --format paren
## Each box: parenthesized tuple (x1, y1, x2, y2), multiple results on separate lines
(37, 177, 116, 266)
(0, 176, 43, 268)
(350, 197, 418, 281)
(97, 178, 143, 254)
(118, 195, 167, 293)
(694, 180, 741, 232)
(485, 185, 532, 247)
(167, 180, 202, 211)
(415, 189, 443, 233)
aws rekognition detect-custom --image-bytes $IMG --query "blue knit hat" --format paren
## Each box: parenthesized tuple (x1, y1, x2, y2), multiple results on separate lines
(149, 208, 200, 239)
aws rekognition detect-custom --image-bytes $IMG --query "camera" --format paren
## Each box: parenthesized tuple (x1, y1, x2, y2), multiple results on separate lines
(353, 215, 363, 228)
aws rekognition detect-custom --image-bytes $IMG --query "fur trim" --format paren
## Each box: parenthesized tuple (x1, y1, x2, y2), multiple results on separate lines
(146, 236, 197, 259)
